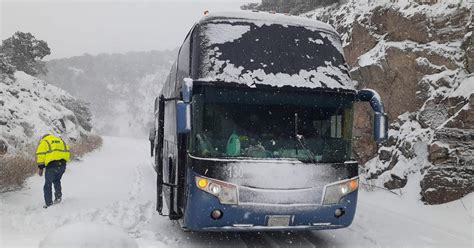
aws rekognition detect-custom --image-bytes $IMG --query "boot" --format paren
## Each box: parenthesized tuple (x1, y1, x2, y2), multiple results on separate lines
(54, 192, 62, 204)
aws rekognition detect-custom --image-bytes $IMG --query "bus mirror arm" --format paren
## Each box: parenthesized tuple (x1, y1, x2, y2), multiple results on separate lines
(356, 89, 388, 144)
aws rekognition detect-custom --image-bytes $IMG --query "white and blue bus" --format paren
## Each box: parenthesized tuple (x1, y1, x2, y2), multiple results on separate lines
(150, 12, 388, 231)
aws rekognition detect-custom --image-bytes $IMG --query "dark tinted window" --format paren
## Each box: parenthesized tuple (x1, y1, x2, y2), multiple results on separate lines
(177, 35, 191, 84)
(191, 88, 353, 163)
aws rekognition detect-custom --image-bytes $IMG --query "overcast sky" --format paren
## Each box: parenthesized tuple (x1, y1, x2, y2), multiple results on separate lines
(1, 0, 252, 59)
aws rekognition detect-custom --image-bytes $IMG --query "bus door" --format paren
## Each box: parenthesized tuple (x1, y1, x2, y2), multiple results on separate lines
(155, 96, 165, 215)
(159, 96, 181, 220)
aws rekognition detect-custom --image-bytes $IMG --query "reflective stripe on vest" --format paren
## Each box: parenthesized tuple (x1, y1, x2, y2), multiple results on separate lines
(35, 140, 70, 155)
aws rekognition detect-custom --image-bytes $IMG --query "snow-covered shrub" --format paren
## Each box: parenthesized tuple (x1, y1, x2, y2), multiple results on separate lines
(0, 148, 36, 193)
(61, 98, 93, 132)
(0, 53, 16, 79)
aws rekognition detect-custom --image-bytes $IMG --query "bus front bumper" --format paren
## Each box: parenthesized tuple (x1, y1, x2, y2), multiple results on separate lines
(182, 181, 358, 232)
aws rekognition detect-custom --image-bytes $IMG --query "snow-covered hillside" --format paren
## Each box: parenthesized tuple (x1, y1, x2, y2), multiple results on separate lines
(42, 50, 176, 137)
(1, 136, 471, 247)
(110, 71, 167, 137)
(0, 71, 92, 154)
(300, 0, 473, 204)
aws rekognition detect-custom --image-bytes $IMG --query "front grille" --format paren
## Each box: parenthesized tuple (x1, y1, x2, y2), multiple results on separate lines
(238, 186, 323, 205)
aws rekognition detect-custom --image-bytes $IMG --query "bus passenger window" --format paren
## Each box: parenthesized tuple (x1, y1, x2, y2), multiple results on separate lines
(330, 115, 342, 138)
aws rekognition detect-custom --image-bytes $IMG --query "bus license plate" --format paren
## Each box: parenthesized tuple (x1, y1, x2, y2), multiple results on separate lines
(267, 215, 291, 227)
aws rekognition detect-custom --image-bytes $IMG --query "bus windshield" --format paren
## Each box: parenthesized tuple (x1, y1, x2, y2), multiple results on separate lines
(191, 88, 353, 163)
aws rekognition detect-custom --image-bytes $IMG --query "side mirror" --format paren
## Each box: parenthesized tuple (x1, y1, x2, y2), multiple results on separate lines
(357, 89, 388, 144)
(149, 127, 155, 157)
(149, 127, 155, 142)
(374, 112, 388, 144)
(182, 78, 193, 103)
(177, 101, 191, 134)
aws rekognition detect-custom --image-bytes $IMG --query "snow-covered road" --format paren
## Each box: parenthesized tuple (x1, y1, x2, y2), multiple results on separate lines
(1, 136, 472, 247)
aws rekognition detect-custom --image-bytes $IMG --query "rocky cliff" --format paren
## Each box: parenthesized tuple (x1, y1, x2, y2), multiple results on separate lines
(249, 0, 473, 204)
(0, 71, 92, 155)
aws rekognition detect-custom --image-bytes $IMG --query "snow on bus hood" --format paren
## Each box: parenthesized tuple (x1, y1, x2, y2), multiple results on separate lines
(197, 15, 354, 91)
(191, 157, 357, 190)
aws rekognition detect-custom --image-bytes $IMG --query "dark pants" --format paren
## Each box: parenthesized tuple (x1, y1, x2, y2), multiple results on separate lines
(44, 162, 66, 205)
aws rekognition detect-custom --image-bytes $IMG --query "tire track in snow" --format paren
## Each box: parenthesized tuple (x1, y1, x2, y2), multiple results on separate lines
(238, 232, 273, 247)
(262, 231, 315, 247)
(345, 225, 378, 245)
(297, 231, 337, 247)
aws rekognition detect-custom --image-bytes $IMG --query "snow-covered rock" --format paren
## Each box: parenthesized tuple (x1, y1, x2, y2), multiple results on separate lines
(0, 71, 92, 154)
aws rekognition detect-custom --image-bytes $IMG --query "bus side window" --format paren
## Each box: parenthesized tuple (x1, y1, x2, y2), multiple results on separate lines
(177, 34, 191, 87)
(330, 115, 343, 138)
(168, 157, 174, 182)
(154, 97, 159, 115)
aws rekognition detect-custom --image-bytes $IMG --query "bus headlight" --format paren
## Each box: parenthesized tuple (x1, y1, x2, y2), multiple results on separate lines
(322, 178, 358, 205)
(209, 183, 221, 194)
(195, 176, 238, 205)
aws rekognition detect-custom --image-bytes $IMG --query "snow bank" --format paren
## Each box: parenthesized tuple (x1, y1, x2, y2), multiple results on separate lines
(39, 222, 138, 248)
(357, 182, 473, 246)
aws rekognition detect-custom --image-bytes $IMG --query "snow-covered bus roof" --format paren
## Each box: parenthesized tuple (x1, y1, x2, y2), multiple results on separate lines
(194, 11, 355, 92)
(199, 11, 339, 34)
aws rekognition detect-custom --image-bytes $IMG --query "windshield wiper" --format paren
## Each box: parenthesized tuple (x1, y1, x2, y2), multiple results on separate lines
(294, 113, 299, 155)
(294, 113, 319, 163)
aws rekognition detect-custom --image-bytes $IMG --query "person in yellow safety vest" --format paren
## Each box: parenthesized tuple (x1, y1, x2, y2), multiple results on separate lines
(36, 134, 71, 208)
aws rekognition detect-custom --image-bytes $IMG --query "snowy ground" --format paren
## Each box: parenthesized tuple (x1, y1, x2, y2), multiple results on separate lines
(1, 136, 472, 247)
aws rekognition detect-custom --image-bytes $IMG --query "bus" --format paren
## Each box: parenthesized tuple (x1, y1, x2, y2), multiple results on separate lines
(150, 11, 388, 231)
